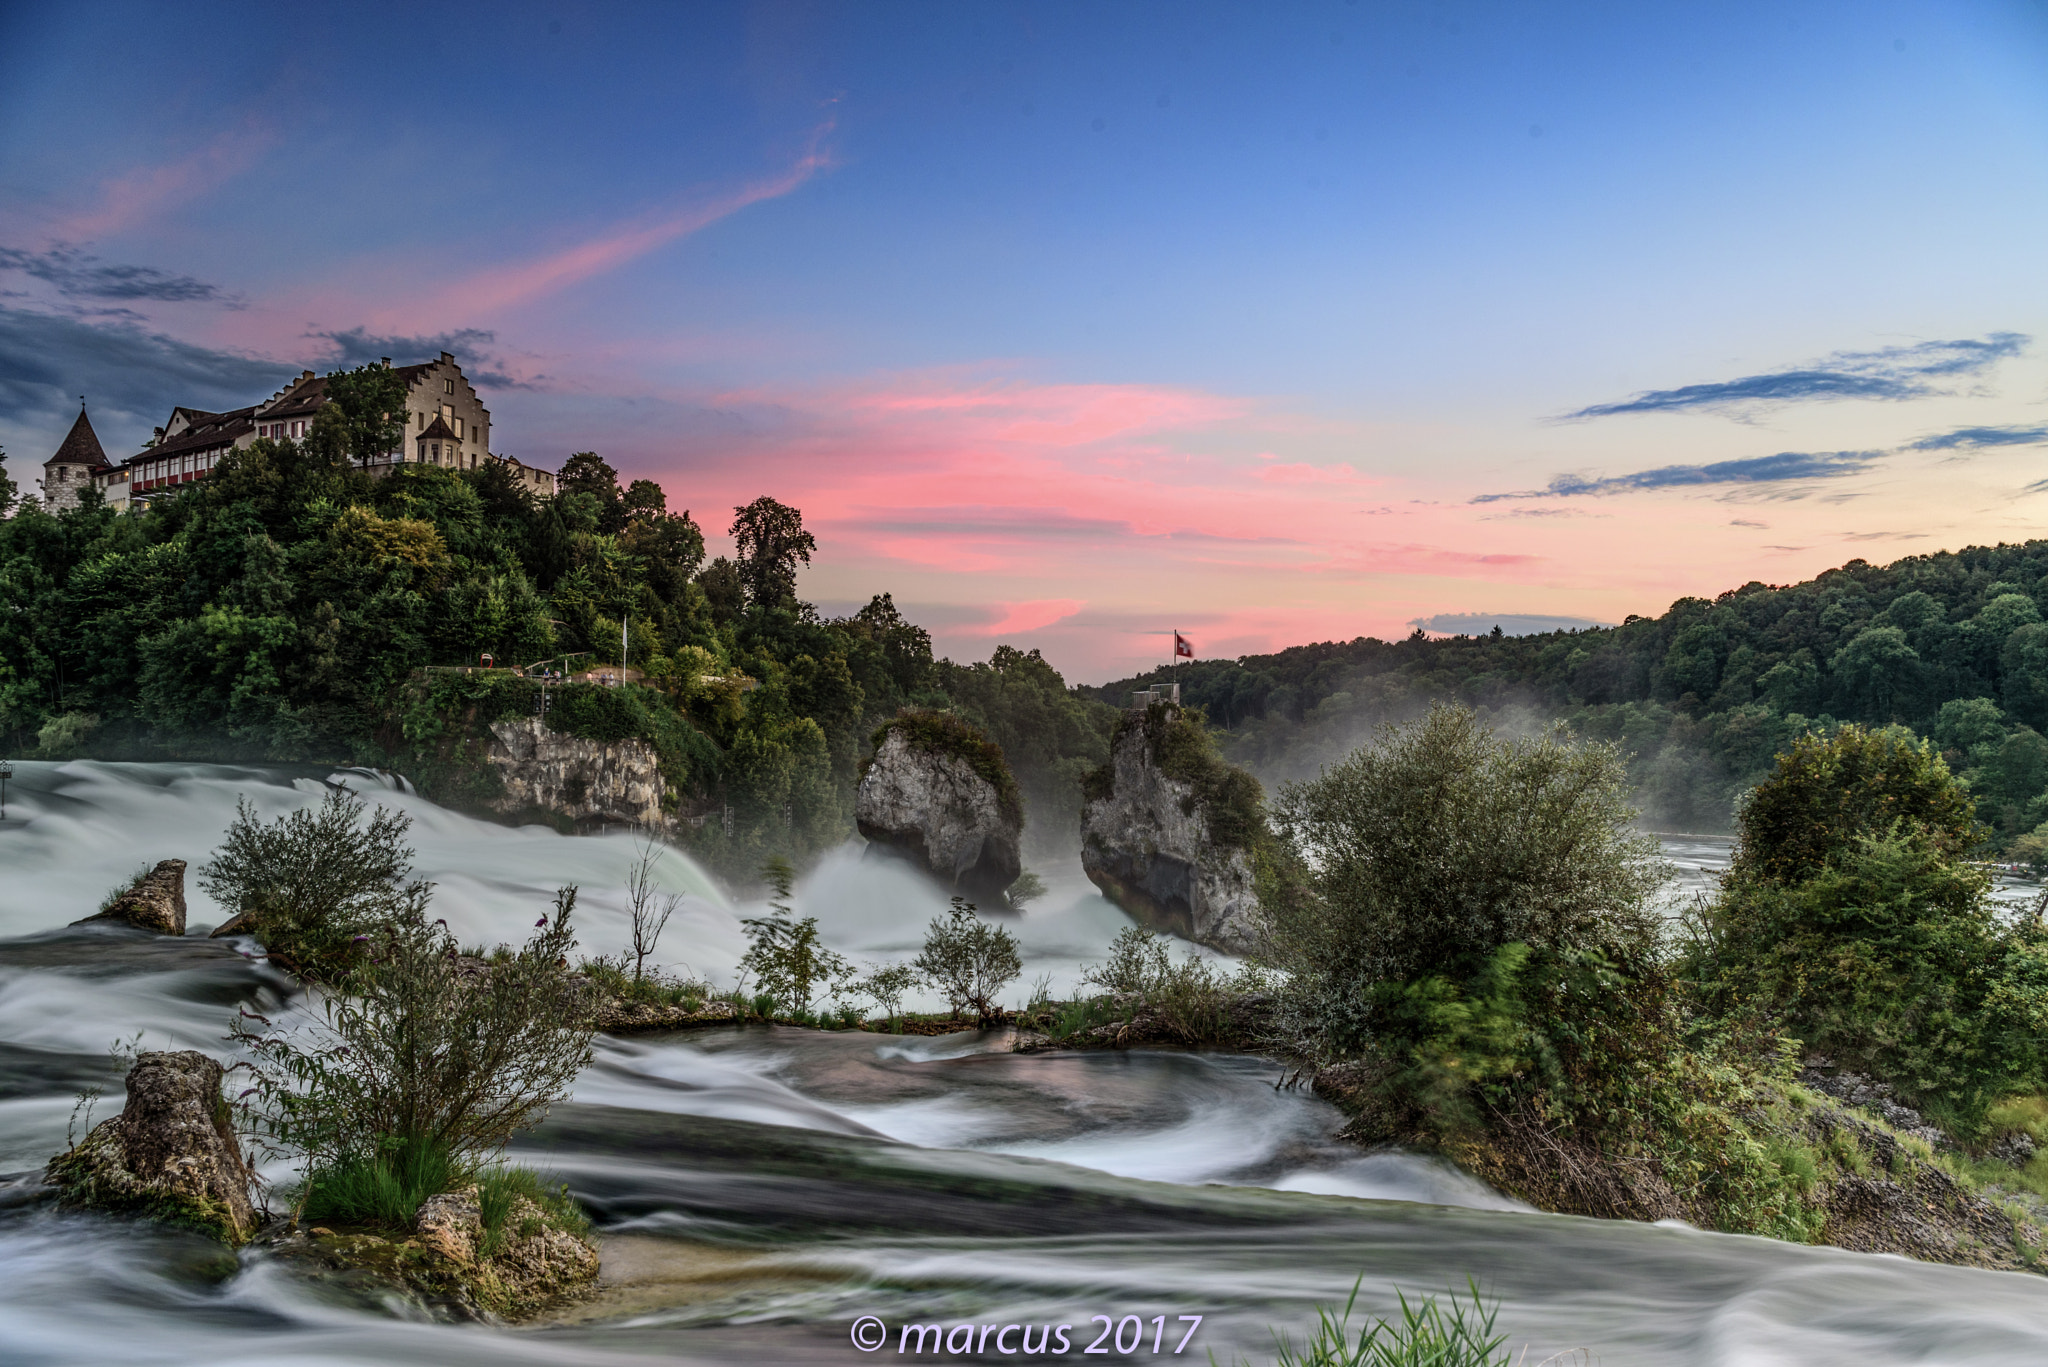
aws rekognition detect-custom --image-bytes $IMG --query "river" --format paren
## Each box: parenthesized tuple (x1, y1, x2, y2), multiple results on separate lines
(2, 761, 2045, 1365)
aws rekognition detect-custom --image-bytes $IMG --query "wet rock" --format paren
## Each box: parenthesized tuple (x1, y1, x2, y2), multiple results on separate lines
(45, 1050, 256, 1244)
(76, 860, 187, 936)
(485, 717, 664, 828)
(1080, 705, 1263, 953)
(856, 718, 1022, 901)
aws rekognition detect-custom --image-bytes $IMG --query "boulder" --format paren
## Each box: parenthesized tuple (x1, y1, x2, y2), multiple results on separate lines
(1080, 705, 1265, 954)
(856, 714, 1022, 901)
(46, 1050, 257, 1244)
(76, 860, 187, 936)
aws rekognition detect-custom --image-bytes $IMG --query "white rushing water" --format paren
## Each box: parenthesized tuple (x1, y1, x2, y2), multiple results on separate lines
(3, 760, 2047, 1365)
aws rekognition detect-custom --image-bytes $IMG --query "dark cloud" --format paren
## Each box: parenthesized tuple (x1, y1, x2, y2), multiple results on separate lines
(1471, 450, 1884, 502)
(1408, 612, 1612, 637)
(1905, 423, 2048, 451)
(0, 246, 234, 304)
(307, 327, 535, 390)
(0, 307, 297, 446)
(1566, 333, 2028, 419)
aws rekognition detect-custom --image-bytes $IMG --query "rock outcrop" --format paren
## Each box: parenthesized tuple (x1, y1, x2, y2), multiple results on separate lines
(46, 1050, 257, 1244)
(856, 713, 1022, 901)
(484, 717, 663, 827)
(1080, 704, 1265, 954)
(75, 860, 187, 936)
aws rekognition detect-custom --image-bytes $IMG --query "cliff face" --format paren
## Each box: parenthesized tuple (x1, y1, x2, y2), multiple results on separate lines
(1081, 711, 1263, 954)
(485, 717, 664, 827)
(856, 726, 1022, 900)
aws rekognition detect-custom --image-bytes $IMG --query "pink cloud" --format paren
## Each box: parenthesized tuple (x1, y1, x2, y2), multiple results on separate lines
(1256, 461, 1377, 486)
(958, 599, 1088, 637)
(409, 124, 836, 320)
(46, 122, 275, 241)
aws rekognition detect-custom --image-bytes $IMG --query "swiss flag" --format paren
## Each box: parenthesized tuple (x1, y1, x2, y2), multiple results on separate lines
(1174, 632, 1193, 659)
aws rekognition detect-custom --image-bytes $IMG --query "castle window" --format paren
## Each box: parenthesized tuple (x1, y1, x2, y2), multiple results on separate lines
(453, 417, 463, 439)
(444, 378, 455, 394)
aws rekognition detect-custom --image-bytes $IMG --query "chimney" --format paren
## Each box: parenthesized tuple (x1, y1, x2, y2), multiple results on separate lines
(300, 369, 314, 381)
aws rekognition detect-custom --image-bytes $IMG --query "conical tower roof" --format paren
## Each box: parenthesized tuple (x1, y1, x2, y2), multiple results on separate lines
(49, 406, 108, 468)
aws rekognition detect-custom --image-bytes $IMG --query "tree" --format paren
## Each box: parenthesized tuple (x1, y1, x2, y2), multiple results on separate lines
(1727, 725, 1982, 888)
(0, 441, 17, 516)
(1830, 625, 1920, 719)
(232, 886, 597, 1171)
(623, 839, 683, 984)
(322, 363, 410, 468)
(730, 496, 815, 609)
(1266, 703, 1666, 1061)
(737, 857, 850, 1013)
(912, 897, 1021, 1025)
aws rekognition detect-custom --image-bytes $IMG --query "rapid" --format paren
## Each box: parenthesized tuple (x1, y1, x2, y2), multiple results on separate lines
(2, 761, 2045, 1365)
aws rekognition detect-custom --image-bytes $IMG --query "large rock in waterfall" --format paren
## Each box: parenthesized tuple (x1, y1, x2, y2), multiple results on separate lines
(1080, 702, 1267, 954)
(46, 1050, 257, 1245)
(75, 859, 188, 936)
(856, 711, 1023, 902)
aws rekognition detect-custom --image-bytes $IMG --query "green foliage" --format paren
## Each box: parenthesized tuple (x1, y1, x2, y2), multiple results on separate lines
(1728, 724, 1982, 885)
(854, 961, 920, 1027)
(232, 887, 597, 1170)
(1267, 703, 1667, 1061)
(737, 858, 851, 1014)
(301, 1132, 458, 1228)
(913, 896, 1022, 1024)
(1063, 925, 1247, 1045)
(730, 495, 815, 610)
(322, 363, 410, 469)
(1113, 702, 1270, 851)
(1238, 1278, 1514, 1367)
(1083, 545, 2048, 846)
(935, 645, 1117, 840)
(199, 789, 423, 972)
(871, 707, 1024, 828)
(475, 1165, 591, 1255)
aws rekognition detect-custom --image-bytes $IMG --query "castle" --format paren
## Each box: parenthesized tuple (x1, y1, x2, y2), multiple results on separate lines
(36, 353, 555, 512)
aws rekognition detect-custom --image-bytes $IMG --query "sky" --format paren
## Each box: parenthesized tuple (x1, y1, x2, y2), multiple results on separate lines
(2, 1, 2045, 683)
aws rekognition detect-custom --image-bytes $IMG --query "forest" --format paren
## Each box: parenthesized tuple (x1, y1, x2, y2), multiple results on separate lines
(7, 383, 2048, 864)
(0, 398, 1116, 876)
(1096, 547, 2048, 853)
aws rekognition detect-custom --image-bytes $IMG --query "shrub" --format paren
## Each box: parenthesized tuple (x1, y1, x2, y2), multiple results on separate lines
(1729, 724, 1983, 887)
(301, 1133, 457, 1228)
(1075, 926, 1244, 1045)
(737, 857, 851, 1014)
(1266, 703, 1667, 1063)
(199, 789, 422, 972)
(854, 961, 920, 1028)
(913, 897, 1022, 1024)
(233, 888, 598, 1174)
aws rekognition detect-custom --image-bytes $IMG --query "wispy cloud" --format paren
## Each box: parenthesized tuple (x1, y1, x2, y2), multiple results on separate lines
(1565, 333, 2028, 419)
(957, 599, 1088, 636)
(413, 122, 837, 319)
(1472, 450, 1884, 502)
(1905, 423, 2048, 451)
(46, 123, 275, 241)
(0, 246, 233, 304)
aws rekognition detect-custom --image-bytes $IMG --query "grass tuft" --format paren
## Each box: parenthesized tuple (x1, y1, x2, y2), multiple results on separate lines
(1230, 1277, 1518, 1367)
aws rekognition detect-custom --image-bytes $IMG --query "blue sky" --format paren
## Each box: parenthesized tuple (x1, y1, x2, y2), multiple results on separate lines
(4, 1, 2046, 679)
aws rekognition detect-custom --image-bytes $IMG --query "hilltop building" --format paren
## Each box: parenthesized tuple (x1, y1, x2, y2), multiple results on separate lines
(38, 405, 110, 512)
(74, 353, 554, 511)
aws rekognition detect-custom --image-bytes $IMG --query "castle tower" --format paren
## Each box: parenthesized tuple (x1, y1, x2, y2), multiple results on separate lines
(41, 403, 108, 512)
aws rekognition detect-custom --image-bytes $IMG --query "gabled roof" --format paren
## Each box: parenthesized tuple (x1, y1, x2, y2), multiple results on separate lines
(127, 407, 257, 465)
(47, 408, 108, 470)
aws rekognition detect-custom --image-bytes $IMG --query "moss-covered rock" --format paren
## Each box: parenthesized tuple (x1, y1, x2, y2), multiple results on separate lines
(857, 710, 1023, 900)
(45, 1050, 257, 1245)
(75, 860, 188, 936)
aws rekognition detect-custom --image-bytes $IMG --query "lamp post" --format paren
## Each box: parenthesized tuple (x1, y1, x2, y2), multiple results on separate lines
(0, 758, 12, 819)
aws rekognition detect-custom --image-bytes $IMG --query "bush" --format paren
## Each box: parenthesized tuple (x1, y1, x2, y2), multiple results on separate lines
(737, 857, 851, 1014)
(199, 789, 422, 973)
(913, 897, 1022, 1024)
(301, 1133, 457, 1228)
(1070, 926, 1245, 1045)
(1266, 703, 1667, 1062)
(233, 888, 598, 1174)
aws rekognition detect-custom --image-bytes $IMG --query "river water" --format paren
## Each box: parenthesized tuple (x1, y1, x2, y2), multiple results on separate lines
(2, 761, 2045, 1365)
